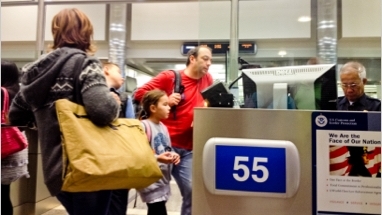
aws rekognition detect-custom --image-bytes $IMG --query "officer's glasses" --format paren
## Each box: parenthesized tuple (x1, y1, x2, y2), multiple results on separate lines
(339, 82, 361, 89)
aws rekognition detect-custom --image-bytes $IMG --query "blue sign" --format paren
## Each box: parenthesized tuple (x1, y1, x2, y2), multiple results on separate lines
(215, 145, 286, 193)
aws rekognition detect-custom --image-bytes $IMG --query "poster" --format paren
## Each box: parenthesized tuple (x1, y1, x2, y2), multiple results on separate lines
(312, 112, 381, 215)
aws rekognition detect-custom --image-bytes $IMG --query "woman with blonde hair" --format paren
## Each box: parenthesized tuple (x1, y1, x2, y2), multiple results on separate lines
(9, 8, 120, 215)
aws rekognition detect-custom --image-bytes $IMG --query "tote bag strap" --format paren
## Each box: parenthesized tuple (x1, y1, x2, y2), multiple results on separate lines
(1, 87, 9, 123)
(71, 54, 86, 105)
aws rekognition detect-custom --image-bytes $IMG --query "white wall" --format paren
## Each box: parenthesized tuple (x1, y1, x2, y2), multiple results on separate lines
(131, 0, 311, 41)
(342, 0, 381, 38)
(1, 6, 38, 41)
(1, 1, 381, 61)
(44, 5, 107, 41)
(2, 1, 381, 43)
(1, 4, 106, 42)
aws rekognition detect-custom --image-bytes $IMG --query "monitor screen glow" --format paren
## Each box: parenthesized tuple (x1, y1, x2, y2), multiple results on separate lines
(241, 64, 338, 110)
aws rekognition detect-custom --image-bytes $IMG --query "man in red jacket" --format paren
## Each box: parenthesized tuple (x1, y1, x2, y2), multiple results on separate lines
(134, 46, 213, 215)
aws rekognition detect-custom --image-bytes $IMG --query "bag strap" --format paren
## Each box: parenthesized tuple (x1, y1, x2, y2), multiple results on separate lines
(1, 87, 9, 123)
(171, 70, 182, 94)
(141, 120, 152, 144)
(72, 54, 86, 105)
(170, 70, 184, 120)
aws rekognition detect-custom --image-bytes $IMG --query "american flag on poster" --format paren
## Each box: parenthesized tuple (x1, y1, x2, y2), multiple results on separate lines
(329, 146, 381, 177)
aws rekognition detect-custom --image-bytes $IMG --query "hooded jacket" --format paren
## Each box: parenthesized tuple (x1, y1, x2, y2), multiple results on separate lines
(9, 47, 119, 195)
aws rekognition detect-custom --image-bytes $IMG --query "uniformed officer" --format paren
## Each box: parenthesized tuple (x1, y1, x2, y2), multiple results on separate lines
(337, 61, 381, 111)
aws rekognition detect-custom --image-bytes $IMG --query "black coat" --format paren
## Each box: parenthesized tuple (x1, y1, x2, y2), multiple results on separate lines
(337, 94, 381, 111)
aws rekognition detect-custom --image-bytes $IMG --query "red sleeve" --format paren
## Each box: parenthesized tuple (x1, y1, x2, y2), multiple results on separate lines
(133, 70, 175, 102)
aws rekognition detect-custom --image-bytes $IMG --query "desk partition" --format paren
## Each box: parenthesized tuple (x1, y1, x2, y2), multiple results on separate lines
(193, 108, 381, 215)
(193, 108, 314, 215)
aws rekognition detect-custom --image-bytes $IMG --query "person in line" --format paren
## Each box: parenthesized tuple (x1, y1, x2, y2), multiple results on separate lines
(102, 62, 135, 215)
(337, 61, 381, 111)
(8, 8, 120, 215)
(1, 60, 29, 215)
(133, 46, 213, 215)
(138, 89, 180, 215)
(103, 62, 135, 118)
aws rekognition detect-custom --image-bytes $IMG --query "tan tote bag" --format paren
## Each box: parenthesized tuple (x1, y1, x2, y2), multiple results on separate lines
(55, 99, 162, 192)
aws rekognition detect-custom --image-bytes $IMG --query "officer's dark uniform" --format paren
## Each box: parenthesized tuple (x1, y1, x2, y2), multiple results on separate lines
(337, 94, 381, 111)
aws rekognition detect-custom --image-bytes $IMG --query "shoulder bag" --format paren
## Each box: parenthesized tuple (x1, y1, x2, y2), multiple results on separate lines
(56, 99, 163, 192)
(1, 87, 28, 159)
(56, 56, 161, 192)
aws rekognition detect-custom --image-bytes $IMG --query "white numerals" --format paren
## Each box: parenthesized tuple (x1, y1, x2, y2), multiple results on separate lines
(233, 156, 269, 183)
(233, 156, 250, 182)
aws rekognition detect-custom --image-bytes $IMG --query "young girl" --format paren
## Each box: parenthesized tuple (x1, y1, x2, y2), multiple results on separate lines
(138, 89, 180, 215)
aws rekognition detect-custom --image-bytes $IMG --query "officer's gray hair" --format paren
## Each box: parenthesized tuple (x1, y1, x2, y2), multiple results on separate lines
(340, 61, 366, 80)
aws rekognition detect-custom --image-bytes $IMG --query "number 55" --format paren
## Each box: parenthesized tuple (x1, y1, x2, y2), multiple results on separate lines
(233, 156, 269, 183)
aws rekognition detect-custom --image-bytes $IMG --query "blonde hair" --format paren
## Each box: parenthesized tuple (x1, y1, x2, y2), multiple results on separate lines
(102, 62, 120, 70)
(49, 8, 96, 54)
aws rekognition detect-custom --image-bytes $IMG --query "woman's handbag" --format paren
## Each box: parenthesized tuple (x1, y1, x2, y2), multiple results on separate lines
(1, 87, 28, 159)
(55, 99, 163, 192)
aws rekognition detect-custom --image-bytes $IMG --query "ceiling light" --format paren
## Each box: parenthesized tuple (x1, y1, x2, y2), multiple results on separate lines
(175, 64, 186, 70)
(298, 16, 311, 22)
(278, 51, 287, 56)
(209, 64, 225, 70)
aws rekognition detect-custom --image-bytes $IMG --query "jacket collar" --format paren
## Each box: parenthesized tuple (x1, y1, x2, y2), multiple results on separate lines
(338, 93, 368, 106)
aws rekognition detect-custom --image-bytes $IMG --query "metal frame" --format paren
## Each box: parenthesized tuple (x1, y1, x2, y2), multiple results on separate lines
(1, 0, 200, 7)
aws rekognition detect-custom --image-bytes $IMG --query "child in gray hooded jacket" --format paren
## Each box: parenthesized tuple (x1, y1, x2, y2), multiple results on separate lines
(138, 89, 180, 215)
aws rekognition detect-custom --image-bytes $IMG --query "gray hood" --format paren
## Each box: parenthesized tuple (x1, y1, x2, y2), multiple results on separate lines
(20, 47, 86, 109)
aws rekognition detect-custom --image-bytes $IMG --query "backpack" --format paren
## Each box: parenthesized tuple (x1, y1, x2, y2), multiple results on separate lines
(119, 92, 129, 118)
(110, 88, 129, 118)
(141, 120, 172, 152)
(132, 70, 183, 119)
(141, 120, 152, 144)
(131, 88, 142, 119)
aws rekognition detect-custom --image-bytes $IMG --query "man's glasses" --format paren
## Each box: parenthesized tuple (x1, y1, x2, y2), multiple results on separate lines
(339, 83, 361, 89)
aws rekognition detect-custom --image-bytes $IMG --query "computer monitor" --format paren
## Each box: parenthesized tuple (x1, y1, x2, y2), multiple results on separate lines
(124, 76, 137, 93)
(241, 64, 337, 110)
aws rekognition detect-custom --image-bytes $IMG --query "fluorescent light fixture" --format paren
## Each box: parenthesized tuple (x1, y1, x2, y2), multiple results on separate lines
(298, 16, 311, 22)
(175, 64, 186, 70)
(209, 64, 225, 70)
(278, 51, 287, 56)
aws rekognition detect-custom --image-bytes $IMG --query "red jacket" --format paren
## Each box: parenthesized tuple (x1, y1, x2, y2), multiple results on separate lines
(134, 70, 213, 150)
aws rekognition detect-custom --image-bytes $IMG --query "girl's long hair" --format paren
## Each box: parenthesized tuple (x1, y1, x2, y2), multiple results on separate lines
(138, 89, 166, 120)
